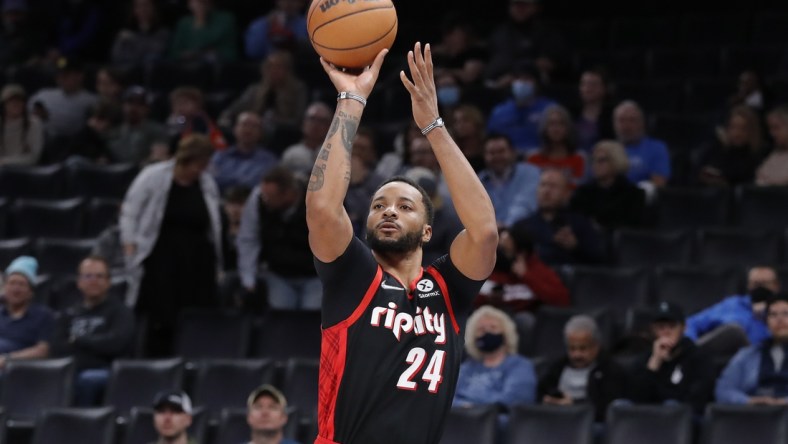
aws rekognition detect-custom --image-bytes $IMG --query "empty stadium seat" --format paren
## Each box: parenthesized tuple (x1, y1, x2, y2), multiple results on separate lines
(615, 79, 684, 113)
(703, 404, 788, 444)
(680, 14, 749, 48)
(653, 265, 742, 315)
(281, 358, 319, 421)
(606, 404, 693, 444)
(573, 50, 647, 81)
(648, 48, 723, 80)
(65, 163, 137, 200)
(649, 113, 715, 151)
(736, 185, 788, 231)
(568, 266, 651, 317)
(103, 358, 184, 419)
(175, 309, 253, 361)
(191, 359, 276, 420)
(696, 228, 781, 268)
(34, 238, 96, 276)
(85, 198, 120, 237)
(654, 187, 731, 230)
(10, 198, 85, 238)
(31, 407, 115, 444)
(506, 405, 594, 444)
(608, 17, 679, 50)
(1, 357, 75, 423)
(614, 229, 693, 267)
(438, 405, 497, 444)
(683, 77, 733, 113)
(253, 310, 321, 360)
(0, 238, 33, 269)
(0, 164, 65, 200)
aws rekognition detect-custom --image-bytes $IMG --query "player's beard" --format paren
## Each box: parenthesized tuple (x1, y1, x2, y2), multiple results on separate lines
(366, 227, 423, 254)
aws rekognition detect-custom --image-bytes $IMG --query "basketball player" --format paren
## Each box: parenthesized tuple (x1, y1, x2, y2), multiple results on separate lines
(306, 42, 498, 444)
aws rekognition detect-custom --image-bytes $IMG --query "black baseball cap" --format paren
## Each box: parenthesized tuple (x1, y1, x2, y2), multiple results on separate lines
(152, 390, 193, 414)
(652, 301, 685, 323)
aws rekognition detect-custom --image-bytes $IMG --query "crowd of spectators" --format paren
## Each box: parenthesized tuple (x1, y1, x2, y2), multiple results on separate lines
(1, 0, 788, 442)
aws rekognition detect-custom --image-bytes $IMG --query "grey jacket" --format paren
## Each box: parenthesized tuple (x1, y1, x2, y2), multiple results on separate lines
(120, 160, 223, 304)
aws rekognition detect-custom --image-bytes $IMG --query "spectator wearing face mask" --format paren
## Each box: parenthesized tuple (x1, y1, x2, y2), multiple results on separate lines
(453, 306, 537, 410)
(487, 61, 556, 154)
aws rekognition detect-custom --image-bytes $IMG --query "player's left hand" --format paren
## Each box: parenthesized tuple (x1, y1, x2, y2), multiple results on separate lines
(400, 42, 440, 130)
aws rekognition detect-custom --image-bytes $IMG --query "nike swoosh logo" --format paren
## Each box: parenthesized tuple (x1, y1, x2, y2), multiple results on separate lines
(380, 281, 404, 291)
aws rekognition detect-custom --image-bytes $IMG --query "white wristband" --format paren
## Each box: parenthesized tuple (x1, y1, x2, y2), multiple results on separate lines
(420, 117, 445, 135)
(337, 91, 367, 107)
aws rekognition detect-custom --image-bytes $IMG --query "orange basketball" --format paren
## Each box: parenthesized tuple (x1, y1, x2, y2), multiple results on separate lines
(307, 0, 398, 69)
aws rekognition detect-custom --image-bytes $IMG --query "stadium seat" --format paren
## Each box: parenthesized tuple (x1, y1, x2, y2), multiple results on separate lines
(653, 265, 742, 315)
(614, 229, 693, 267)
(615, 79, 683, 113)
(649, 113, 715, 152)
(123, 407, 207, 444)
(606, 404, 693, 444)
(703, 404, 788, 444)
(654, 187, 731, 230)
(568, 266, 651, 317)
(0, 164, 65, 200)
(85, 198, 120, 237)
(696, 228, 782, 268)
(103, 358, 184, 419)
(648, 48, 723, 80)
(506, 405, 593, 444)
(281, 358, 319, 421)
(0, 238, 33, 269)
(573, 50, 647, 81)
(1, 357, 75, 422)
(723, 46, 782, 78)
(680, 14, 749, 48)
(175, 309, 253, 361)
(683, 77, 733, 113)
(550, 18, 609, 51)
(216, 406, 301, 444)
(31, 407, 115, 444)
(10, 198, 85, 238)
(34, 238, 96, 276)
(65, 163, 138, 200)
(215, 61, 261, 95)
(736, 185, 788, 231)
(438, 405, 497, 444)
(253, 310, 321, 360)
(191, 359, 276, 420)
(608, 17, 679, 50)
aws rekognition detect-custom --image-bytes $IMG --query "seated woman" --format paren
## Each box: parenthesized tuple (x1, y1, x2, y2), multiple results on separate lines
(527, 104, 586, 184)
(570, 140, 645, 232)
(696, 105, 765, 187)
(756, 105, 788, 186)
(0, 84, 44, 165)
(454, 305, 537, 410)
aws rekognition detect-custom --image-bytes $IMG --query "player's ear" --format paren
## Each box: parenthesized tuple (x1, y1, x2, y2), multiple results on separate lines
(422, 224, 432, 243)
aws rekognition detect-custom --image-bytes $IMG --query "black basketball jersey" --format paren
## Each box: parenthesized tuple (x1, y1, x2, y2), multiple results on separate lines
(314, 238, 482, 444)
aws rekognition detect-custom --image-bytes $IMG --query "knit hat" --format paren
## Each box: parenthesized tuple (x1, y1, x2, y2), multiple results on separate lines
(4, 256, 37, 285)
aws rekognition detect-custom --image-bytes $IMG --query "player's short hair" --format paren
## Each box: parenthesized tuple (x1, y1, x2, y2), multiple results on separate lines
(464, 306, 519, 360)
(376, 176, 434, 225)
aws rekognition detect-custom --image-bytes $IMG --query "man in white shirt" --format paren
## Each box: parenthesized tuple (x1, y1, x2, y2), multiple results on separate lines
(28, 57, 97, 139)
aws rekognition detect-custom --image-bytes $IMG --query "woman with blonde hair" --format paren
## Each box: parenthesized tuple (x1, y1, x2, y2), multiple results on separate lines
(570, 140, 646, 231)
(120, 134, 223, 357)
(453, 306, 536, 409)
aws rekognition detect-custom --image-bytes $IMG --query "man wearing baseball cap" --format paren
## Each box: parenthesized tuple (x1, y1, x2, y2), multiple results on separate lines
(150, 390, 197, 444)
(628, 301, 715, 414)
(0, 256, 53, 368)
(245, 384, 300, 444)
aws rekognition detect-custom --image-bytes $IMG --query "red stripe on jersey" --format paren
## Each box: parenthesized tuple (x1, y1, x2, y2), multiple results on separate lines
(317, 266, 384, 442)
(426, 266, 460, 334)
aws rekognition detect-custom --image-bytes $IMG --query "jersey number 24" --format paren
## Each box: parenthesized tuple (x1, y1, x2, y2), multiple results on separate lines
(396, 348, 445, 393)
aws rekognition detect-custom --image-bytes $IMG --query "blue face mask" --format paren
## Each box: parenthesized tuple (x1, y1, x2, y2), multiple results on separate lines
(512, 80, 535, 101)
(475, 332, 504, 353)
(437, 86, 461, 107)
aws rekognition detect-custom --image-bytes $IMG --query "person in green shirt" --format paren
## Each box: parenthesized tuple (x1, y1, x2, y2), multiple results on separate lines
(169, 0, 237, 63)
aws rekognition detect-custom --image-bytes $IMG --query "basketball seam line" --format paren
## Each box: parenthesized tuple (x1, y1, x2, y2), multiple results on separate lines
(312, 16, 397, 51)
(309, 5, 396, 40)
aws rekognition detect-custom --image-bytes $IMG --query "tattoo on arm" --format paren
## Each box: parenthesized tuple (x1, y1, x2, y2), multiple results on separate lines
(327, 116, 340, 139)
(308, 163, 325, 191)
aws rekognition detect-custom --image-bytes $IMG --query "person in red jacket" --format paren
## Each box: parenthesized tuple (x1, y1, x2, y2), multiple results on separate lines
(475, 222, 569, 315)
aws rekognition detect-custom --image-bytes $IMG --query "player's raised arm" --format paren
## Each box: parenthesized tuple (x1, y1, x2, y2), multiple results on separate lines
(305, 50, 389, 262)
(400, 42, 498, 280)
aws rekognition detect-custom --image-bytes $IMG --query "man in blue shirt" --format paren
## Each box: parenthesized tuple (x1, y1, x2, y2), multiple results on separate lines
(244, 0, 308, 61)
(686, 266, 780, 355)
(210, 112, 279, 193)
(478, 133, 541, 228)
(244, 384, 301, 444)
(487, 62, 556, 153)
(613, 100, 671, 187)
(0, 256, 53, 368)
